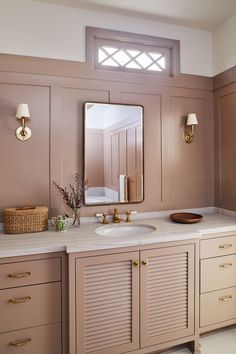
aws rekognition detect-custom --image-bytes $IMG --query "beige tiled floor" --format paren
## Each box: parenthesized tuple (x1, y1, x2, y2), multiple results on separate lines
(170, 327, 236, 354)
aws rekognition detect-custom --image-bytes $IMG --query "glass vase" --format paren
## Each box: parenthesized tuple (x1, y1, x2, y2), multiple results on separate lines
(72, 208, 81, 227)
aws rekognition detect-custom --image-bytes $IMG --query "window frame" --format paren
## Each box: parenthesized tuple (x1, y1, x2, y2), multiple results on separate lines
(86, 27, 180, 77)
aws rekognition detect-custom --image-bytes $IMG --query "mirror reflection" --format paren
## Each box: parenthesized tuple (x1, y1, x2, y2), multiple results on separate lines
(84, 102, 144, 205)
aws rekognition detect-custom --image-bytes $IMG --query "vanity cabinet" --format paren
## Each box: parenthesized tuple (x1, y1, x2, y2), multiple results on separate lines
(73, 252, 139, 354)
(0, 253, 65, 354)
(140, 245, 195, 348)
(69, 243, 196, 354)
(200, 234, 236, 332)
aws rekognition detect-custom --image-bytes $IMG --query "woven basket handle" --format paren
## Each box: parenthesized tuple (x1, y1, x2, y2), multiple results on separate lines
(16, 206, 36, 211)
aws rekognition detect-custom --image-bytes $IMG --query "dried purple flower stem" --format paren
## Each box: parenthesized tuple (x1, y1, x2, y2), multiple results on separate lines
(53, 173, 89, 213)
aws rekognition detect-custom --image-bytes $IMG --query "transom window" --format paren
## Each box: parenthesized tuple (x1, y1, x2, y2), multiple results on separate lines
(86, 27, 180, 77)
(98, 46, 166, 72)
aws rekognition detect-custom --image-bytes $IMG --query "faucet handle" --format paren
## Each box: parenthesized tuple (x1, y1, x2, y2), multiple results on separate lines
(102, 213, 109, 224)
(126, 210, 132, 222)
(125, 210, 137, 222)
(96, 213, 109, 224)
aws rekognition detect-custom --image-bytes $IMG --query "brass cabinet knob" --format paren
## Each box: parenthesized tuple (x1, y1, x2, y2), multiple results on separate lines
(142, 260, 148, 266)
(133, 261, 140, 267)
(9, 338, 32, 346)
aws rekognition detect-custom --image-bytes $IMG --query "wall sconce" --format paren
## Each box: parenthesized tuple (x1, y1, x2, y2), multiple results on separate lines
(15, 103, 31, 141)
(183, 113, 198, 143)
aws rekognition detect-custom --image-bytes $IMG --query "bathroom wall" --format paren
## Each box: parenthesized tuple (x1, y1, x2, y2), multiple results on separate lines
(0, 0, 212, 76)
(213, 13, 236, 75)
(0, 54, 214, 220)
(214, 66, 236, 211)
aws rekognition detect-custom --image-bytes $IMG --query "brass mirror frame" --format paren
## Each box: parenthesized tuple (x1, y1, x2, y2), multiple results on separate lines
(83, 101, 144, 206)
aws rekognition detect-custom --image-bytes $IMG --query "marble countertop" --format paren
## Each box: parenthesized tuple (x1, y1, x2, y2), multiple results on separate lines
(1, 212, 236, 258)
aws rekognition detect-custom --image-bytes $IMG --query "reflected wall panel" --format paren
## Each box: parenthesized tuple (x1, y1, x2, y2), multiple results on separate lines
(104, 135, 112, 189)
(86, 129, 104, 187)
(127, 127, 136, 201)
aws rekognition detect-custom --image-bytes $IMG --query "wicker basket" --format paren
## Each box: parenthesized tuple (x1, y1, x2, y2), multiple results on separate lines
(3, 206, 48, 234)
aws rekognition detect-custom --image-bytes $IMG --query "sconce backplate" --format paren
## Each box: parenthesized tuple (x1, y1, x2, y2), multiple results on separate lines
(16, 127, 32, 141)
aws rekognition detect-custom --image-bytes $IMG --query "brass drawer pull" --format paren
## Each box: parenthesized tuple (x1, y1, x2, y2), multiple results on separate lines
(219, 295, 233, 302)
(219, 263, 233, 269)
(9, 296, 31, 304)
(219, 244, 232, 249)
(8, 271, 31, 279)
(9, 338, 32, 346)
(133, 261, 140, 267)
(142, 260, 148, 266)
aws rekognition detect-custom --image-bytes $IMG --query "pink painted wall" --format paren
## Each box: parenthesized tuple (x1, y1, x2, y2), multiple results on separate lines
(0, 54, 213, 220)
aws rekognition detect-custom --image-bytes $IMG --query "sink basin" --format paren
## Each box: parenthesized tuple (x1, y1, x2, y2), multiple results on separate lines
(95, 224, 156, 237)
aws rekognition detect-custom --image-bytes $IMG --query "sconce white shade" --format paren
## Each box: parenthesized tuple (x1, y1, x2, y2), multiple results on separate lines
(186, 113, 198, 126)
(16, 104, 30, 119)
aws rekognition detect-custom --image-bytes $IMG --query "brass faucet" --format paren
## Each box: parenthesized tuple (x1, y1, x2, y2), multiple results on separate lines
(95, 213, 109, 224)
(112, 209, 122, 223)
(126, 210, 132, 222)
(125, 210, 137, 222)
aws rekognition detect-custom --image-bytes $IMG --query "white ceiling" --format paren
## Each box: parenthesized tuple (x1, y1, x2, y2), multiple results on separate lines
(35, 0, 236, 30)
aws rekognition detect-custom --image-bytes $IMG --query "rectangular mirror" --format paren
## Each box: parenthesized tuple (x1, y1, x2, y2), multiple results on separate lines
(84, 102, 144, 205)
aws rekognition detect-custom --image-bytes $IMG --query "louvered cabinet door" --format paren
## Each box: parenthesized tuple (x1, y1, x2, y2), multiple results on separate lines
(140, 244, 195, 348)
(75, 252, 139, 354)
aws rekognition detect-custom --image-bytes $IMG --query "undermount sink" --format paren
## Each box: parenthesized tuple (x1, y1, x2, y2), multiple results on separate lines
(95, 223, 156, 237)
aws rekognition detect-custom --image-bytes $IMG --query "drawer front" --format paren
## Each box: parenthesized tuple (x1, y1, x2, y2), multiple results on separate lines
(200, 235, 236, 259)
(0, 257, 61, 290)
(0, 323, 61, 354)
(0, 282, 61, 333)
(200, 287, 236, 327)
(201, 255, 236, 293)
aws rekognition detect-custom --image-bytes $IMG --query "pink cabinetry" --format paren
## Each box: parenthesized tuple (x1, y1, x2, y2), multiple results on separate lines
(69, 242, 198, 354)
(200, 234, 236, 332)
(0, 253, 64, 354)
(73, 252, 139, 354)
(140, 245, 195, 348)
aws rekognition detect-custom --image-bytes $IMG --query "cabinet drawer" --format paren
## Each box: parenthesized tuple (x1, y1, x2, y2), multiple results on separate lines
(0, 323, 61, 354)
(0, 282, 61, 333)
(201, 255, 236, 293)
(200, 287, 236, 327)
(0, 257, 61, 289)
(200, 235, 236, 259)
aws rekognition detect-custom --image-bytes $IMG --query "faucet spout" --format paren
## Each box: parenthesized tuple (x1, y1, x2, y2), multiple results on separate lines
(112, 209, 122, 223)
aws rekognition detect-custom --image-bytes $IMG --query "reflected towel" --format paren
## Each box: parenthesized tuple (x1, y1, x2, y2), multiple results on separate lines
(119, 175, 128, 202)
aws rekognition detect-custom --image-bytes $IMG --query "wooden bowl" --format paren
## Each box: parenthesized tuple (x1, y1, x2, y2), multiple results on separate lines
(170, 212, 203, 224)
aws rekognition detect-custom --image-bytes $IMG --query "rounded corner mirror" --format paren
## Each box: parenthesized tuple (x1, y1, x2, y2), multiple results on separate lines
(84, 102, 144, 206)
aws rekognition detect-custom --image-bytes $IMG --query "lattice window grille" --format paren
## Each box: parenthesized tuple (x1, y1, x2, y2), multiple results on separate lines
(98, 46, 166, 72)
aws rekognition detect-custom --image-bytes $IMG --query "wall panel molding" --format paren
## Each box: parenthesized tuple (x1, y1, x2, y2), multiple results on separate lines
(213, 65, 236, 91)
(0, 55, 214, 219)
(0, 54, 212, 90)
(214, 84, 236, 211)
